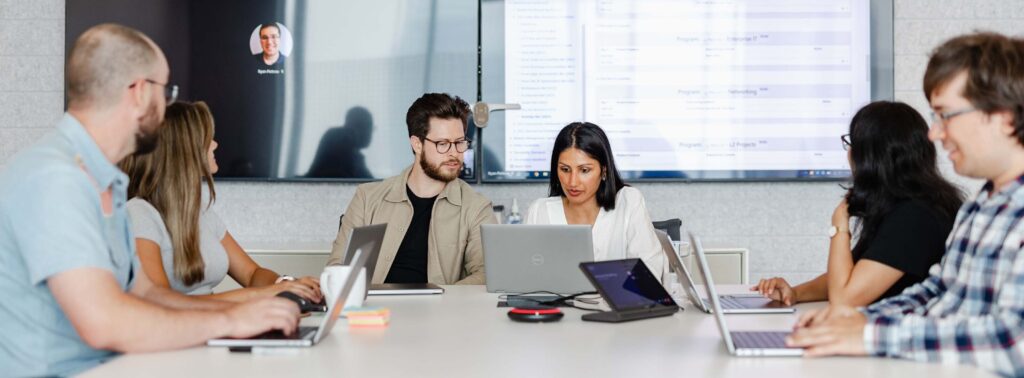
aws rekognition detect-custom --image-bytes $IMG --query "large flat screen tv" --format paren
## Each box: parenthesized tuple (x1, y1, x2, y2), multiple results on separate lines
(478, 0, 894, 182)
(67, 0, 479, 182)
(68, 0, 894, 183)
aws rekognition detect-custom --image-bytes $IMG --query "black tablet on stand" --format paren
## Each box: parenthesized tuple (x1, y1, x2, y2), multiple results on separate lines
(579, 259, 679, 323)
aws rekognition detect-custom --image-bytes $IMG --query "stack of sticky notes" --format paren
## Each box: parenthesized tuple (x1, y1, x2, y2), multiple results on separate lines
(343, 307, 391, 328)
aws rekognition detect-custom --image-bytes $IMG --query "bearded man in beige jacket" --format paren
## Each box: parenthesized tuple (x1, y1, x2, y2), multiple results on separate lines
(326, 93, 496, 285)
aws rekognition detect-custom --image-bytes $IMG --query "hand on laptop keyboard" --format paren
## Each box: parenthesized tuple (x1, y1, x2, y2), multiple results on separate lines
(265, 277, 323, 304)
(750, 277, 796, 306)
(276, 291, 327, 313)
(224, 297, 301, 339)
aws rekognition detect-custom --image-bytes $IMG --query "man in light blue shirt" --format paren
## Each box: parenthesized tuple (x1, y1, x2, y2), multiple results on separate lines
(0, 24, 300, 377)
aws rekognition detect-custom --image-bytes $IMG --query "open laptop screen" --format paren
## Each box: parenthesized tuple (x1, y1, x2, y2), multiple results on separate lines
(580, 259, 675, 311)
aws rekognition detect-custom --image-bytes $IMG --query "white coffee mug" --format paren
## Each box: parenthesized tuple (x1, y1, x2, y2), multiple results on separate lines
(320, 266, 366, 311)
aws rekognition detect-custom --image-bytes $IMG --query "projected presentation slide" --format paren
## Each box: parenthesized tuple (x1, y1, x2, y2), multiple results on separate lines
(501, 0, 871, 180)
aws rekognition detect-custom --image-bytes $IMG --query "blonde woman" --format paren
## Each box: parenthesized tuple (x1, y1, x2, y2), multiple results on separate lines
(121, 101, 322, 302)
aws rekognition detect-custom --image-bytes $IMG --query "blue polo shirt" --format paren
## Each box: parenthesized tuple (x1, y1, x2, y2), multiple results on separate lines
(0, 114, 135, 377)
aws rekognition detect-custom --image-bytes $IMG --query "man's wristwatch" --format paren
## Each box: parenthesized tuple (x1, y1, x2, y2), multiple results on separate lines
(275, 275, 296, 284)
(828, 225, 849, 238)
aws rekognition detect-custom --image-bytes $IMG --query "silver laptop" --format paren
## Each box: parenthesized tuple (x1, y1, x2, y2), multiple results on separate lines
(693, 232, 802, 357)
(663, 232, 793, 314)
(207, 230, 374, 348)
(482, 224, 594, 294)
(367, 283, 443, 295)
(338, 224, 443, 296)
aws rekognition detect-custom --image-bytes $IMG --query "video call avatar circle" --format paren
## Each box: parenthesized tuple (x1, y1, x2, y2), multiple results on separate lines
(249, 22, 293, 68)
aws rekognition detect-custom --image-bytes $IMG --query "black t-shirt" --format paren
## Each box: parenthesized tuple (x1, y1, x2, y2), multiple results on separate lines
(385, 186, 437, 283)
(254, 54, 286, 75)
(852, 200, 954, 302)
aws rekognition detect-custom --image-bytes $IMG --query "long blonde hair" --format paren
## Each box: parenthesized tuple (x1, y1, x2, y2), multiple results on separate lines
(121, 101, 217, 286)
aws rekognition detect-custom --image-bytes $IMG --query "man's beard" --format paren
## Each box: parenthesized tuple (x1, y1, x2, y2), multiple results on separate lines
(133, 101, 161, 156)
(134, 131, 159, 156)
(420, 153, 461, 183)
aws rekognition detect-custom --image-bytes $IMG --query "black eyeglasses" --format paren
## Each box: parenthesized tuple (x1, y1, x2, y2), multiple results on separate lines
(840, 134, 851, 151)
(423, 137, 471, 153)
(143, 79, 179, 104)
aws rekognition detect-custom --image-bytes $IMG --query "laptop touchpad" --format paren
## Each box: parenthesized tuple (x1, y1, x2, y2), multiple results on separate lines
(727, 295, 788, 308)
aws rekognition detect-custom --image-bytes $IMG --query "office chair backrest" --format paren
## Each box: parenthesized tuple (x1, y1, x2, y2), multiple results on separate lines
(652, 218, 682, 241)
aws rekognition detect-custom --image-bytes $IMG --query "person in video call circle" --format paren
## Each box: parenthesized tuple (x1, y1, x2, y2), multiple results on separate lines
(525, 122, 667, 282)
(256, 22, 285, 68)
(0, 24, 299, 377)
(326, 93, 496, 285)
(121, 101, 322, 304)
(787, 32, 1024, 377)
(752, 101, 963, 307)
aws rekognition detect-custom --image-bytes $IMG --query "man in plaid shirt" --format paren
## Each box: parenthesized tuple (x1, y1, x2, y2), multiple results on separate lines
(787, 32, 1024, 377)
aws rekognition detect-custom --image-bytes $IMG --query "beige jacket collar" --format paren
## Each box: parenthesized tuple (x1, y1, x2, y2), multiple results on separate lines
(383, 165, 464, 207)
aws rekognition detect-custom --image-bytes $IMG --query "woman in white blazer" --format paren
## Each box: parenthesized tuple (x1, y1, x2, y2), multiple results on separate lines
(526, 122, 667, 281)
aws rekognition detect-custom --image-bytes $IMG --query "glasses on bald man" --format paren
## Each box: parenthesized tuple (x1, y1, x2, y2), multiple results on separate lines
(130, 79, 178, 104)
(144, 79, 178, 104)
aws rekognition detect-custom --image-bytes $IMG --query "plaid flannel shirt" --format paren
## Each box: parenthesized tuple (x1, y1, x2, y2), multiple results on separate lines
(861, 175, 1024, 377)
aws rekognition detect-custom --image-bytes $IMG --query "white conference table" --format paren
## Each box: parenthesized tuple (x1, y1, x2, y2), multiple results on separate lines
(82, 285, 994, 378)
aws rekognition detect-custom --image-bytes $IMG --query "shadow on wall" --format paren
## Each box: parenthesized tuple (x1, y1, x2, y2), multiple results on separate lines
(306, 106, 375, 179)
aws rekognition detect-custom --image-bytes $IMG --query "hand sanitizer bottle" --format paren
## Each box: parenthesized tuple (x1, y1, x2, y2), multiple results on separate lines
(507, 199, 522, 224)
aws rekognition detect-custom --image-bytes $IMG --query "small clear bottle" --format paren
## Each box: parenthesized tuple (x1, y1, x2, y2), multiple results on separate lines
(507, 199, 523, 224)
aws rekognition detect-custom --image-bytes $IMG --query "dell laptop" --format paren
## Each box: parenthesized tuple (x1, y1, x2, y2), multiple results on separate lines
(482, 224, 594, 294)
(207, 232, 373, 348)
(663, 232, 794, 314)
(337, 224, 443, 296)
(693, 232, 802, 356)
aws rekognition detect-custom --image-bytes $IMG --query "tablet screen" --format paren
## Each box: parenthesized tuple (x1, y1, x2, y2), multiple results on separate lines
(581, 259, 675, 311)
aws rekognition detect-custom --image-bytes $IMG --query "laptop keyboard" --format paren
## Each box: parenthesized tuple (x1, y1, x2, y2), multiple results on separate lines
(254, 326, 317, 340)
(731, 331, 789, 349)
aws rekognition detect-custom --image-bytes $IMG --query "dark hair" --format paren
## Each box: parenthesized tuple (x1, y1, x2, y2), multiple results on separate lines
(548, 122, 626, 211)
(259, 23, 280, 34)
(923, 31, 1024, 145)
(844, 101, 964, 257)
(405, 93, 470, 140)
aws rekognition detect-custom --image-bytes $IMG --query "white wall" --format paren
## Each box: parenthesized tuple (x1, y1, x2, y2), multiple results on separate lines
(1, 0, 1021, 283)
